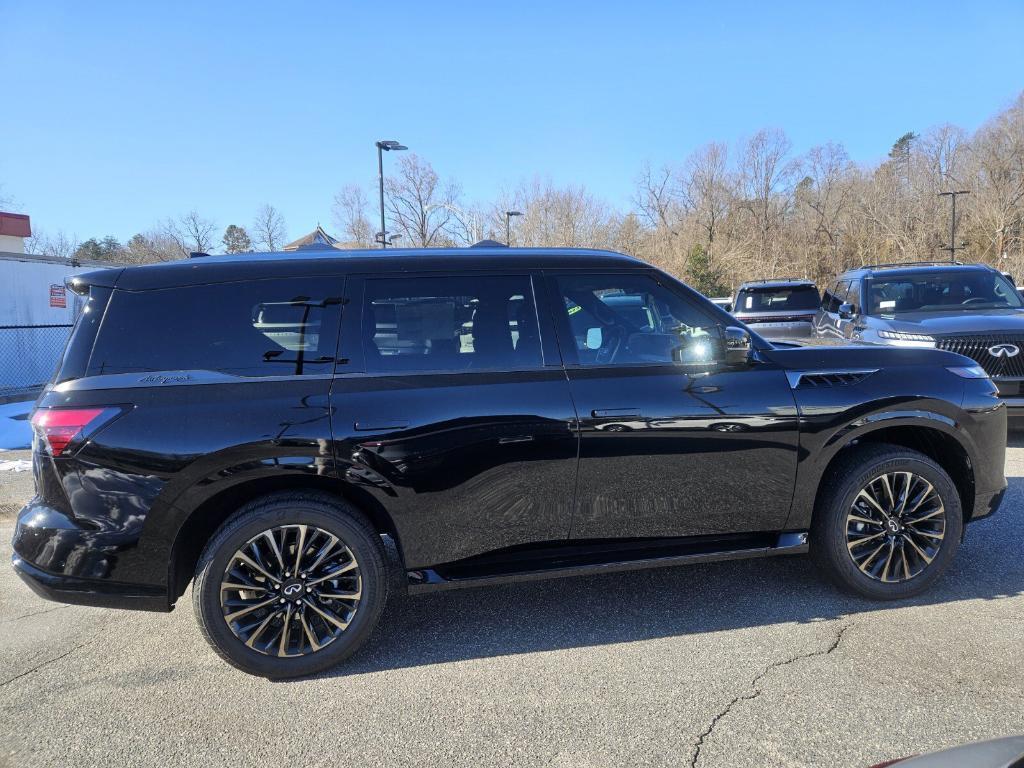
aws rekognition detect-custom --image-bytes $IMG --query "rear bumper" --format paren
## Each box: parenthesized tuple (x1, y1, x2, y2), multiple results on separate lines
(11, 498, 169, 611)
(735, 321, 813, 339)
(12, 555, 170, 611)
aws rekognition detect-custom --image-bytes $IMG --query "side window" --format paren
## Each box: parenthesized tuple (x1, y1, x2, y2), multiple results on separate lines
(553, 273, 723, 367)
(820, 282, 836, 311)
(88, 277, 342, 377)
(828, 280, 850, 313)
(845, 280, 861, 312)
(362, 274, 542, 372)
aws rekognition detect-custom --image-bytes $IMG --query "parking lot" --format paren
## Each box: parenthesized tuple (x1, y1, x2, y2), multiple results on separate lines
(1, 442, 1022, 768)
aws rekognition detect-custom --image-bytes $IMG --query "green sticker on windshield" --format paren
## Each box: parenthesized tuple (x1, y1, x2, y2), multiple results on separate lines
(567, 305, 582, 316)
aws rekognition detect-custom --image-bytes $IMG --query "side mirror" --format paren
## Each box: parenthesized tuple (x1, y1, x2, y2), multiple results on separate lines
(838, 302, 855, 320)
(724, 303, 733, 313)
(585, 327, 603, 350)
(723, 326, 752, 366)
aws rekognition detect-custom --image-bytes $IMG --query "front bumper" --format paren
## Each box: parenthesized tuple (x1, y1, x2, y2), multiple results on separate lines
(969, 487, 1007, 524)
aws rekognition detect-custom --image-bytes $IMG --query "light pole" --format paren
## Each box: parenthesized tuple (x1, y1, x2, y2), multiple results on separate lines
(505, 211, 523, 246)
(938, 189, 970, 262)
(376, 140, 407, 248)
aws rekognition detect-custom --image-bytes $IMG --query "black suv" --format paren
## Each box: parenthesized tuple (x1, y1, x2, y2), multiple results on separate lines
(815, 262, 1024, 420)
(12, 247, 1007, 677)
(730, 278, 820, 338)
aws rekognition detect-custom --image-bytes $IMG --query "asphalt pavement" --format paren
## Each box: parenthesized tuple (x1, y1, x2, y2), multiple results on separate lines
(1, 444, 1023, 768)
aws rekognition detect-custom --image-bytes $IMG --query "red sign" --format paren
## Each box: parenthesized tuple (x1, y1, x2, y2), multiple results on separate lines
(49, 284, 67, 308)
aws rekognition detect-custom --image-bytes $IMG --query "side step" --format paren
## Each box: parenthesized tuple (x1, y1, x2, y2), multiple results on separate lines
(406, 532, 809, 594)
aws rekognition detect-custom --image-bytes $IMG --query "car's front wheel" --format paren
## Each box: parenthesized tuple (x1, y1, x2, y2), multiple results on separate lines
(811, 443, 963, 600)
(192, 492, 388, 678)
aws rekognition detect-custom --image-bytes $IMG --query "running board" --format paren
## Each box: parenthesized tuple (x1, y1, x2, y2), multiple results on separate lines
(406, 532, 809, 594)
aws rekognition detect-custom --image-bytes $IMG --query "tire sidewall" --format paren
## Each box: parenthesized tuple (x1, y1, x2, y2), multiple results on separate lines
(817, 451, 963, 600)
(194, 498, 386, 678)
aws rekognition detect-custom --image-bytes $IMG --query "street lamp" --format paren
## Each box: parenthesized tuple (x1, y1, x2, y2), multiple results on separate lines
(376, 140, 407, 248)
(505, 210, 523, 246)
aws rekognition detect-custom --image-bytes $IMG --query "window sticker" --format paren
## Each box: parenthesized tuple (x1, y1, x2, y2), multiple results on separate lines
(745, 296, 753, 309)
(879, 300, 896, 309)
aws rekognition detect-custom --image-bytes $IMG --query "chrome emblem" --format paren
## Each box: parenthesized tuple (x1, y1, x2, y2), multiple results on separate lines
(282, 582, 303, 596)
(987, 343, 1020, 358)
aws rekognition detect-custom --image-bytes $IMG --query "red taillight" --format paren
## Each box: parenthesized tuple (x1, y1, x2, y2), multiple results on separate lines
(31, 408, 113, 457)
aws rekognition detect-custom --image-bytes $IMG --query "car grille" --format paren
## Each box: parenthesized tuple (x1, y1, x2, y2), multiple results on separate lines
(936, 333, 1024, 378)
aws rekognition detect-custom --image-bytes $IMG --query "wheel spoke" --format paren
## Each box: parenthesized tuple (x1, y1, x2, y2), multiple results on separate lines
(848, 531, 885, 550)
(879, 474, 895, 509)
(293, 524, 309, 574)
(304, 597, 351, 631)
(318, 588, 362, 601)
(263, 530, 287, 574)
(234, 551, 277, 583)
(848, 513, 882, 527)
(224, 595, 279, 623)
(856, 542, 887, 573)
(306, 559, 358, 585)
(904, 480, 936, 516)
(857, 489, 889, 517)
(244, 610, 280, 649)
(278, 603, 294, 657)
(299, 610, 323, 652)
(306, 534, 340, 574)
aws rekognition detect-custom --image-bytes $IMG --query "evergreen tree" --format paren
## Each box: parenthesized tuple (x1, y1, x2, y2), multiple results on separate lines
(222, 224, 252, 254)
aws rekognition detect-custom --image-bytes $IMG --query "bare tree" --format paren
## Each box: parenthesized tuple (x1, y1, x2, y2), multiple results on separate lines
(331, 185, 375, 247)
(385, 154, 460, 247)
(25, 228, 78, 259)
(736, 129, 798, 276)
(163, 210, 216, 256)
(124, 231, 183, 263)
(252, 204, 287, 251)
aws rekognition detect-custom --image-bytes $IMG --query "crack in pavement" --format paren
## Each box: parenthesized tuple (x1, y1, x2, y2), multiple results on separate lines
(0, 641, 92, 689)
(689, 622, 852, 768)
(3, 604, 72, 623)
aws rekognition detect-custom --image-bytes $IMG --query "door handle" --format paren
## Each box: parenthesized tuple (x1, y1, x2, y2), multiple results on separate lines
(592, 408, 641, 418)
(498, 435, 534, 445)
(354, 419, 409, 431)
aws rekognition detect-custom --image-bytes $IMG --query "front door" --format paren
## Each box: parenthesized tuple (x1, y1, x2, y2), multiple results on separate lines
(547, 270, 800, 540)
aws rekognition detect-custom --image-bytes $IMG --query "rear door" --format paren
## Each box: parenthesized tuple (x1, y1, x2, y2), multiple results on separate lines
(330, 271, 578, 570)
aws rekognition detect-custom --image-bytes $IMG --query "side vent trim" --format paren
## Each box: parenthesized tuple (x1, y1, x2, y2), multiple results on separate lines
(786, 369, 878, 389)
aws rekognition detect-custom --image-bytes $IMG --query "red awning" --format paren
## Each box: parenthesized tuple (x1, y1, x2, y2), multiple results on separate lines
(0, 212, 32, 238)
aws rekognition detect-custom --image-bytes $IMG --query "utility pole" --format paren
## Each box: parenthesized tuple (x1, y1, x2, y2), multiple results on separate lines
(505, 211, 523, 246)
(938, 190, 970, 262)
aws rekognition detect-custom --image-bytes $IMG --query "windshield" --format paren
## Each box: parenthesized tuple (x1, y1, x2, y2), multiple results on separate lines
(865, 271, 1024, 314)
(735, 285, 819, 312)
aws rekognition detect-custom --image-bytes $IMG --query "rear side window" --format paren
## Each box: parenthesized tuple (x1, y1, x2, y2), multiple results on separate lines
(735, 285, 819, 312)
(362, 275, 542, 372)
(88, 278, 343, 377)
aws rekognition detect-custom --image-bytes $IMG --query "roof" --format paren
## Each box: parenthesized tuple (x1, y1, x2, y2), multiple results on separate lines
(841, 262, 997, 278)
(69, 246, 647, 292)
(282, 225, 340, 251)
(0, 212, 31, 238)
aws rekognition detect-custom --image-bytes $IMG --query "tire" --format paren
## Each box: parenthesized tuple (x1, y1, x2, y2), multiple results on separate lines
(810, 443, 963, 600)
(192, 491, 389, 678)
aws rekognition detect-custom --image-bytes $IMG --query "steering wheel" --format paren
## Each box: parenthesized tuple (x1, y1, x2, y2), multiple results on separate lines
(962, 297, 988, 305)
(595, 326, 626, 365)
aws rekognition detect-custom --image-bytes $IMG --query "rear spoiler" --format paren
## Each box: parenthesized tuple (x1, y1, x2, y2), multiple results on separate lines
(65, 267, 125, 296)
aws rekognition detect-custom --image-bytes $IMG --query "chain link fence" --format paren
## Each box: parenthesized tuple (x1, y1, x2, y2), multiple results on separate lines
(0, 324, 74, 398)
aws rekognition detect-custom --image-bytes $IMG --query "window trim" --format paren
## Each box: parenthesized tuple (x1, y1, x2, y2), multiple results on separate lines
(338, 271, 553, 378)
(543, 269, 726, 372)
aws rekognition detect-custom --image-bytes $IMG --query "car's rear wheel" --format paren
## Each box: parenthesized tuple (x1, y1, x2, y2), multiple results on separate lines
(193, 492, 388, 678)
(810, 443, 963, 600)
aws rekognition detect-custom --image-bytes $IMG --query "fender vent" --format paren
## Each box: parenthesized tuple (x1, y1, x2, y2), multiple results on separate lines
(789, 370, 877, 389)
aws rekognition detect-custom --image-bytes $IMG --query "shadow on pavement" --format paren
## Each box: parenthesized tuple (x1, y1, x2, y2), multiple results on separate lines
(313, 471, 1024, 680)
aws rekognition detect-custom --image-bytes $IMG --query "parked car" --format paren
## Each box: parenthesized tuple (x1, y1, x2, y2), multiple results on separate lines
(730, 278, 820, 338)
(815, 261, 1024, 421)
(12, 246, 1006, 677)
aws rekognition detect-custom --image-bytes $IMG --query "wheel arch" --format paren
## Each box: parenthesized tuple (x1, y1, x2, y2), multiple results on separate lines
(166, 473, 402, 603)
(807, 420, 975, 530)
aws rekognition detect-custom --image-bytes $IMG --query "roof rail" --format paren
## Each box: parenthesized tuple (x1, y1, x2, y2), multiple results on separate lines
(741, 276, 811, 284)
(860, 260, 965, 269)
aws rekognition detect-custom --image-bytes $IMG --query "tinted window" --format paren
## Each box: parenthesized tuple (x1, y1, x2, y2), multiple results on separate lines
(735, 285, 819, 312)
(89, 278, 342, 377)
(864, 271, 1024, 314)
(826, 280, 850, 313)
(845, 279, 862, 312)
(362, 275, 541, 372)
(554, 273, 723, 367)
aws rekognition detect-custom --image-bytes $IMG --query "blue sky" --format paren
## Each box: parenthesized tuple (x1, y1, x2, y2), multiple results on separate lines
(2, 0, 1022, 246)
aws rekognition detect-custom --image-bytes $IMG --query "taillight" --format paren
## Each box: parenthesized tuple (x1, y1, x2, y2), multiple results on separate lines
(31, 407, 121, 457)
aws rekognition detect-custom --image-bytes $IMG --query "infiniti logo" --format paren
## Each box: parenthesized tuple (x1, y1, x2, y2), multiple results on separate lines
(282, 583, 303, 596)
(987, 343, 1020, 358)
